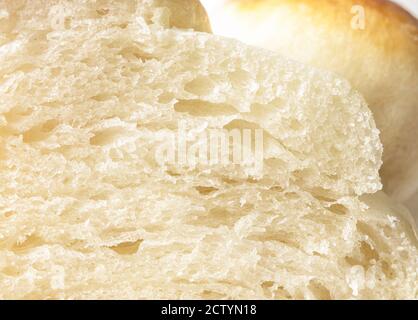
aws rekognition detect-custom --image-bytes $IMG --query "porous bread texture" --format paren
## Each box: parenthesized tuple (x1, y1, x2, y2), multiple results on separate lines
(1, 185, 417, 300)
(210, 0, 418, 204)
(0, 13, 383, 197)
(0, 0, 211, 43)
(0, 0, 416, 300)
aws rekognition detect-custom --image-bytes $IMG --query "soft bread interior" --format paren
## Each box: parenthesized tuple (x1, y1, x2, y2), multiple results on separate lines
(203, 0, 418, 205)
(0, 0, 416, 299)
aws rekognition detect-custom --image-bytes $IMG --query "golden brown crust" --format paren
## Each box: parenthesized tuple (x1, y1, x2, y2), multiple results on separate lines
(235, 0, 417, 23)
(231, 0, 417, 54)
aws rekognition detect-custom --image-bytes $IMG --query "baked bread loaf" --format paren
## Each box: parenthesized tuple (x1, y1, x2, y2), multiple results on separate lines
(206, 0, 418, 205)
(0, 0, 416, 299)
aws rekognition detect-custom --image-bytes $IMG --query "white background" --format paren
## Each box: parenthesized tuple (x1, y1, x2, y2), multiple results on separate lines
(394, 0, 418, 16)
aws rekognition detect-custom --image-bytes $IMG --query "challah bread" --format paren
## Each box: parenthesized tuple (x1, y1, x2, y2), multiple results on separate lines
(205, 0, 418, 205)
(0, 0, 416, 299)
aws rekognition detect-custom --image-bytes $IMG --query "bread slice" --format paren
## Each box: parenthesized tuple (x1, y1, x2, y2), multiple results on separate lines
(1, 184, 417, 299)
(0, 0, 416, 299)
(205, 0, 418, 205)
(0, 0, 211, 36)
(0, 7, 382, 197)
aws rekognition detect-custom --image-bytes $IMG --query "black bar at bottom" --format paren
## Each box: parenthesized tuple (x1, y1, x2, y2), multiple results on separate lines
(0, 300, 409, 319)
